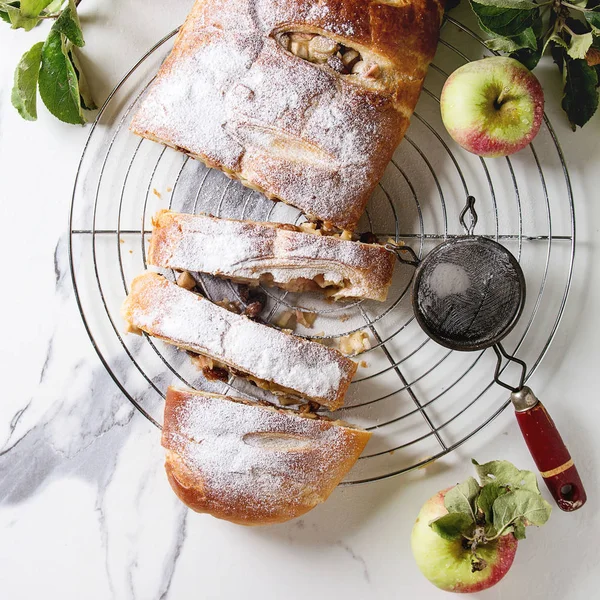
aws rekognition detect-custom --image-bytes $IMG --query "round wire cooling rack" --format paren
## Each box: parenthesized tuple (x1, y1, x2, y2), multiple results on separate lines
(69, 17, 575, 484)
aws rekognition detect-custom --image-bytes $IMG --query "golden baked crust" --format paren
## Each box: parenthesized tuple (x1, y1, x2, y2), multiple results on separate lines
(162, 387, 371, 525)
(148, 210, 396, 301)
(121, 272, 357, 409)
(130, 0, 444, 230)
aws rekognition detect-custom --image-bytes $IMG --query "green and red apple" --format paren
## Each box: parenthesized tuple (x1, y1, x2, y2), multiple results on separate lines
(440, 57, 544, 158)
(411, 487, 517, 593)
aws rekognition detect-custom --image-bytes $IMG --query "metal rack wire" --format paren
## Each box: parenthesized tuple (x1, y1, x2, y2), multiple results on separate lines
(69, 17, 575, 484)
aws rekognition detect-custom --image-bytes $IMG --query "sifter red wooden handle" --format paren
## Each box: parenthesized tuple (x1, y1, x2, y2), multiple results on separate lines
(512, 387, 586, 511)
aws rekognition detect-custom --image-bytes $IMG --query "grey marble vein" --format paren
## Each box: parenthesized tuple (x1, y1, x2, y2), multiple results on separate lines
(336, 541, 371, 584)
(158, 509, 188, 600)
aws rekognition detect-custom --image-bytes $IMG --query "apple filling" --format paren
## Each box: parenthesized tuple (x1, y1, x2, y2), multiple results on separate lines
(276, 32, 380, 79)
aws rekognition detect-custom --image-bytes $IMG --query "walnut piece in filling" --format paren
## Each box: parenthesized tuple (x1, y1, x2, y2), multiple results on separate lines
(277, 32, 380, 79)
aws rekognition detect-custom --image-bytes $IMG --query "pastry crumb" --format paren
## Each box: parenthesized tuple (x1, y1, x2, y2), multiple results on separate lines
(360, 360, 368, 368)
(124, 321, 142, 335)
(296, 310, 317, 328)
(276, 310, 296, 329)
(339, 314, 350, 322)
(166, 186, 173, 192)
(176, 270, 197, 290)
(216, 299, 242, 314)
(337, 331, 371, 356)
(153, 188, 161, 198)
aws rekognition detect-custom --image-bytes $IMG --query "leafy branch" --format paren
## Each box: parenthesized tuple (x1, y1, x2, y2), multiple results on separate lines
(429, 460, 551, 573)
(4, 0, 96, 124)
(450, 0, 600, 129)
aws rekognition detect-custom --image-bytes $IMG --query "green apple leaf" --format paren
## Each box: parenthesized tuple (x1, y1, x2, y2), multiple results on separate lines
(5, 3, 39, 29)
(568, 32, 594, 60)
(512, 518, 527, 540)
(470, 0, 537, 38)
(444, 477, 480, 518)
(19, 0, 52, 17)
(39, 30, 84, 124)
(52, 0, 84, 46)
(476, 482, 509, 525)
(510, 46, 541, 69)
(492, 488, 552, 533)
(560, 54, 599, 128)
(11, 40, 43, 121)
(0, 1, 18, 23)
(429, 513, 475, 541)
(472, 459, 540, 493)
(45, 0, 63, 11)
(584, 5, 600, 34)
(544, 32, 569, 56)
(69, 46, 97, 110)
(485, 27, 536, 53)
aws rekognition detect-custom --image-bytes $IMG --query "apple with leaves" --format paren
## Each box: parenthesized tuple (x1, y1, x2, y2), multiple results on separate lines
(440, 57, 544, 158)
(411, 460, 552, 593)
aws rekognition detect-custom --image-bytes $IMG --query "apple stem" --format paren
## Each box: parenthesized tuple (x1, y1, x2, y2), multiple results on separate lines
(494, 89, 507, 110)
(469, 527, 490, 573)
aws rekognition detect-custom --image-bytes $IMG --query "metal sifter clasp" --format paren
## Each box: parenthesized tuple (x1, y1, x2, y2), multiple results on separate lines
(459, 195, 478, 236)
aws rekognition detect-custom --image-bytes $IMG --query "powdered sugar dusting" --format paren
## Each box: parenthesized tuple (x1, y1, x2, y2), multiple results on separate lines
(162, 388, 369, 521)
(148, 211, 395, 301)
(123, 273, 356, 407)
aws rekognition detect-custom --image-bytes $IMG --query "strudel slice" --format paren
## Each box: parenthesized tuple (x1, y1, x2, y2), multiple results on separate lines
(130, 0, 444, 230)
(122, 272, 356, 410)
(148, 210, 395, 301)
(162, 387, 371, 525)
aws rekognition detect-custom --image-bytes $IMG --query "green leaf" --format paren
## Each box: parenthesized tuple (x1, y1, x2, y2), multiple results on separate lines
(476, 482, 508, 525)
(586, 13, 600, 33)
(45, 0, 63, 10)
(562, 56, 599, 128)
(429, 513, 475, 541)
(69, 46, 97, 110)
(492, 488, 552, 532)
(511, 42, 542, 70)
(52, 0, 84, 46)
(485, 27, 536, 52)
(444, 477, 480, 518)
(11, 41, 43, 121)
(584, 0, 600, 32)
(470, 0, 537, 38)
(19, 0, 52, 17)
(512, 518, 527, 540)
(39, 30, 84, 124)
(5, 4, 39, 29)
(472, 459, 540, 493)
(544, 32, 569, 56)
(551, 46, 600, 131)
(471, 0, 537, 8)
(568, 32, 594, 60)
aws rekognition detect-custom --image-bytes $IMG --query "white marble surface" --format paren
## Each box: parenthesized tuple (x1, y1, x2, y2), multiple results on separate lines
(1, 2, 599, 598)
